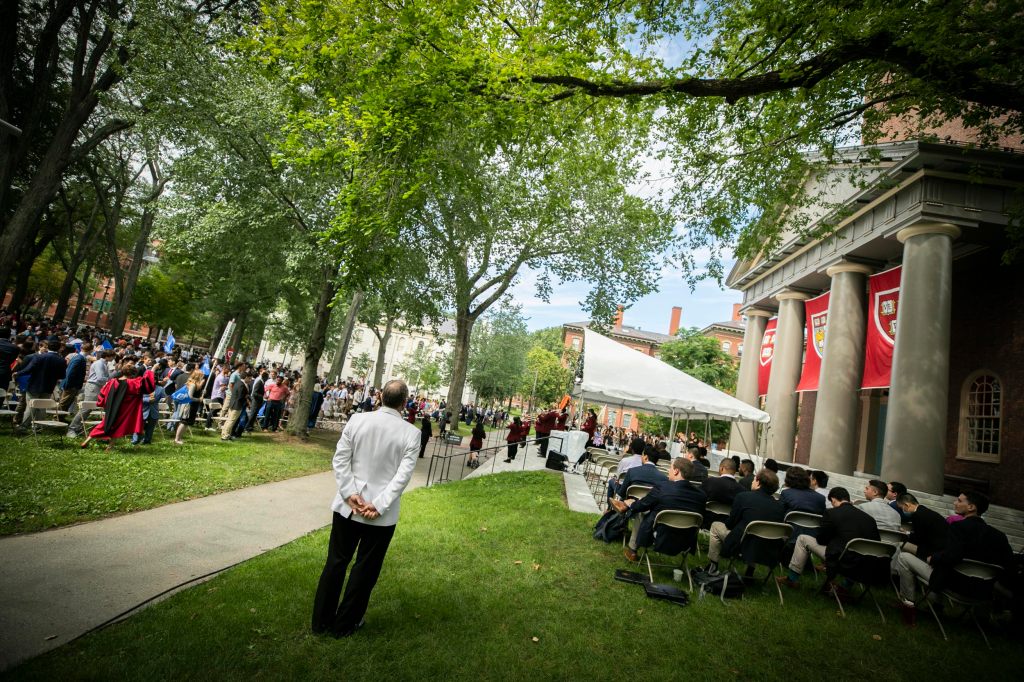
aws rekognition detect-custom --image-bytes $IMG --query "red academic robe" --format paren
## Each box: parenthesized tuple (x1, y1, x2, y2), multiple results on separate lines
(581, 414, 597, 437)
(89, 370, 156, 440)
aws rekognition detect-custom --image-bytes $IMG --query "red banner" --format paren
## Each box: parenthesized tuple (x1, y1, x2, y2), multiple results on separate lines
(796, 292, 830, 392)
(861, 265, 902, 389)
(757, 318, 778, 397)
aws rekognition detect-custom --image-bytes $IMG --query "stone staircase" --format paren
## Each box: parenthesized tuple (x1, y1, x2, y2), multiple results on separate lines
(711, 452, 1024, 551)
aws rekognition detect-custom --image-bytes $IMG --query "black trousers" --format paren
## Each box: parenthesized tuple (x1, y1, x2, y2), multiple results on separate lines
(312, 512, 396, 634)
(537, 432, 550, 458)
(506, 442, 518, 460)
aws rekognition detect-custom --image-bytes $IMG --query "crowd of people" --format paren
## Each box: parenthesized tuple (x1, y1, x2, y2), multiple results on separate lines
(599, 439, 1019, 626)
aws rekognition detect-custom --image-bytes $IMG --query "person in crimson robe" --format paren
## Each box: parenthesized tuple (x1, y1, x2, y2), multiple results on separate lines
(581, 409, 597, 446)
(534, 406, 559, 459)
(555, 407, 568, 431)
(81, 361, 156, 448)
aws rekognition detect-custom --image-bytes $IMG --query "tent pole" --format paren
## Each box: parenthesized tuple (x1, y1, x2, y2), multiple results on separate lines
(684, 416, 690, 443)
(668, 409, 677, 445)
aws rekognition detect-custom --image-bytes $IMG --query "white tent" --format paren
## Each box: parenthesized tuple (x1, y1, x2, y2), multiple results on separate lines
(580, 328, 769, 424)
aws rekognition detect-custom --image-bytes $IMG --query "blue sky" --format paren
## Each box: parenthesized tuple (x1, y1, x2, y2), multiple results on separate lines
(512, 264, 742, 333)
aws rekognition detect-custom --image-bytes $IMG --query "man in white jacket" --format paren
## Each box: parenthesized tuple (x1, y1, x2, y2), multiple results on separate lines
(311, 379, 421, 638)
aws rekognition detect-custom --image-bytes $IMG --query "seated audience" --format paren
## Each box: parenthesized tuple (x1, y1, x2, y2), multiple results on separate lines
(887, 481, 909, 522)
(737, 459, 755, 490)
(684, 446, 709, 483)
(780, 466, 826, 515)
(893, 491, 1013, 624)
(704, 469, 784, 575)
(610, 445, 667, 502)
(610, 458, 707, 561)
(777, 486, 879, 590)
(895, 492, 948, 560)
(810, 470, 830, 507)
(702, 457, 743, 506)
(859, 479, 903, 531)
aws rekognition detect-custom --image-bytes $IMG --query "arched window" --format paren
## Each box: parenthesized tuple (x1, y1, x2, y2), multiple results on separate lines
(722, 341, 732, 352)
(958, 371, 1002, 463)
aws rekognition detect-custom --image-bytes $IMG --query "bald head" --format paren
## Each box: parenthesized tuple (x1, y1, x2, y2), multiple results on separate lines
(381, 380, 409, 409)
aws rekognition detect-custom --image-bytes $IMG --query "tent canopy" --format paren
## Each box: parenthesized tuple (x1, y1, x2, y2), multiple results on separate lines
(580, 328, 769, 423)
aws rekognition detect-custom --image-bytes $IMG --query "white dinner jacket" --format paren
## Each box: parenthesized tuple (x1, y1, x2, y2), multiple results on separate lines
(331, 406, 421, 526)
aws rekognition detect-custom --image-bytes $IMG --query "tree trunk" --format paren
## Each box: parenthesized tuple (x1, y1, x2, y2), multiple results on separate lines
(444, 312, 474, 434)
(287, 263, 338, 437)
(52, 265, 79, 324)
(0, 88, 112, 285)
(69, 257, 96, 328)
(372, 319, 393, 389)
(108, 203, 156, 336)
(328, 289, 363, 382)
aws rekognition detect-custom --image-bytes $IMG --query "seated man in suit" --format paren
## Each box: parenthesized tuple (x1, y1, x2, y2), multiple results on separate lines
(705, 468, 784, 575)
(777, 487, 880, 589)
(684, 446, 708, 483)
(610, 458, 707, 562)
(892, 491, 1013, 623)
(737, 459, 755, 490)
(702, 457, 743, 506)
(608, 445, 667, 503)
(780, 466, 826, 515)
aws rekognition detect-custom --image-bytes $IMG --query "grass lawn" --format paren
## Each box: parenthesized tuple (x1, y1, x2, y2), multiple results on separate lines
(8, 471, 1021, 681)
(0, 428, 335, 536)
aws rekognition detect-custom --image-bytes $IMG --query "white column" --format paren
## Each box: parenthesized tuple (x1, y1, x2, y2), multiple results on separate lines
(764, 291, 809, 461)
(729, 309, 773, 454)
(809, 262, 873, 474)
(881, 223, 960, 493)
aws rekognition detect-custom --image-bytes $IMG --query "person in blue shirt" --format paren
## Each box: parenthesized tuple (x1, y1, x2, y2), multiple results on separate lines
(132, 383, 166, 445)
(59, 344, 88, 418)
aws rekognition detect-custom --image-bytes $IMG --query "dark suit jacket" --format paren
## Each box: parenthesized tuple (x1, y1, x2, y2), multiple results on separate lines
(721, 489, 784, 557)
(816, 502, 880, 564)
(688, 460, 708, 483)
(738, 473, 754, 491)
(781, 487, 827, 515)
(629, 479, 707, 548)
(702, 475, 743, 506)
(929, 515, 1013, 593)
(907, 505, 948, 561)
(19, 351, 67, 395)
(618, 463, 667, 498)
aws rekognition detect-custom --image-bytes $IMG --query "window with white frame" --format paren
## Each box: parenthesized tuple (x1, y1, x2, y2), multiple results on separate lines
(571, 336, 581, 350)
(722, 341, 732, 352)
(622, 413, 631, 428)
(958, 371, 1002, 463)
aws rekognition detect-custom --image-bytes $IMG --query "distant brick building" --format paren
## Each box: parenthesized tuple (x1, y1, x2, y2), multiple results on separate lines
(700, 304, 745, 358)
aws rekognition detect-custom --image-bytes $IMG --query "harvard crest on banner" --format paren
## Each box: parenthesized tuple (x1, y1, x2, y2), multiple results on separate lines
(757, 318, 778, 397)
(796, 292, 830, 392)
(861, 265, 902, 389)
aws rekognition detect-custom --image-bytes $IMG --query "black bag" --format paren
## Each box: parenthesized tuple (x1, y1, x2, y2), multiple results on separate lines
(545, 452, 567, 471)
(613, 569, 649, 585)
(643, 582, 690, 607)
(593, 509, 628, 543)
(691, 569, 745, 599)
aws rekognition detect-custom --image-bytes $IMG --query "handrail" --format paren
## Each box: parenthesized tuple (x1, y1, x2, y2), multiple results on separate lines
(425, 434, 554, 487)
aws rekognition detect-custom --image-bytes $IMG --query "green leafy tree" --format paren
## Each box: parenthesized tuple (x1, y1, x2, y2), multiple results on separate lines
(529, 327, 567, 360)
(468, 306, 529, 408)
(659, 328, 739, 394)
(350, 352, 373, 380)
(521, 347, 570, 413)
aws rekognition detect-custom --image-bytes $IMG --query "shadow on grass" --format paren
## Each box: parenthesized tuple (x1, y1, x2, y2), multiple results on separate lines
(8, 472, 1021, 681)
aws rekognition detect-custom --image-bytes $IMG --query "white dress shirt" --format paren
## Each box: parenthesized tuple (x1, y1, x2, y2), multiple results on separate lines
(331, 406, 421, 526)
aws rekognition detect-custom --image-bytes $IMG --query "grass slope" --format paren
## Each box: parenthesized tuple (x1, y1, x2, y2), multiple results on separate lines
(0, 430, 334, 535)
(9, 472, 1021, 681)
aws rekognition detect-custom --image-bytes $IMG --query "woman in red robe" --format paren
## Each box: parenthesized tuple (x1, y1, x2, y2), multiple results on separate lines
(81, 362, 156, 448)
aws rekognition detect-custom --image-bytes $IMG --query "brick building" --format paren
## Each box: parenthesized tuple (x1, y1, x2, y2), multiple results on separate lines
(699, 304, 745, 358)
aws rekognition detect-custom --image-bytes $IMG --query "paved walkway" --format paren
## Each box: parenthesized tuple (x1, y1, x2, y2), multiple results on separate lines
(0, 433, 599, 671)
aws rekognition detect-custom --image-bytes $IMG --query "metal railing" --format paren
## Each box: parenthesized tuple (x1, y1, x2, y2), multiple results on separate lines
(425, 434, 555, 487)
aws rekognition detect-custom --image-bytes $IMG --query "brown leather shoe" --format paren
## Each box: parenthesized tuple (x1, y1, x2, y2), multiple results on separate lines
(775, 575, 798, 589)
(623, 547, 639, 562)
(609, 498, 628, 514)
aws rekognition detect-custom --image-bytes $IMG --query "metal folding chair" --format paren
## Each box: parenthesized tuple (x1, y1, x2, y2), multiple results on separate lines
(922, 559, 1003, 648)
(635, 510, 703, 591)
(830, 538, 898, 623)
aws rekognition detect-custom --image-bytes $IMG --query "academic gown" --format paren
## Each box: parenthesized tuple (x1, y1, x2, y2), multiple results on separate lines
(88, 370, 156, 439)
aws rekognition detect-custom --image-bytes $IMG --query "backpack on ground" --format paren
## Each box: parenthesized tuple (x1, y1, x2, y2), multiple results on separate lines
(691, 568, 745, 600)
(592, 509, 628, 543)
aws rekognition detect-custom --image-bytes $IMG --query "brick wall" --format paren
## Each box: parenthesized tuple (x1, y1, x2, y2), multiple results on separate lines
(944, 248, 1024, 509)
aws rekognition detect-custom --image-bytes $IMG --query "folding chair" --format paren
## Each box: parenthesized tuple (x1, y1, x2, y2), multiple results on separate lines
(829, 538, 898, 623)
(878, 528, 909, 548)
(702, 500, 732, 531)
(635, 510, 703, 591)
(723, 520, 793, 605)
(621, 484, 655, 548)
(203, 399, 222, 431)
(26, 398, 69, 440)
(0, 389, 16, 426)
(78, 400, 102, 430)
(922, 559, 1003, 648)
(784, 511, 824, 580)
